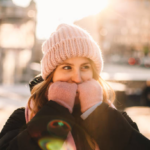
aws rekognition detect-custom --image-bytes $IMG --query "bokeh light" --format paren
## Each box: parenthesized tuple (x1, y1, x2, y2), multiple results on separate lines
(38, 137, 64, 150)
(47, 120, 71, 138)
(38, 136, 74, 150)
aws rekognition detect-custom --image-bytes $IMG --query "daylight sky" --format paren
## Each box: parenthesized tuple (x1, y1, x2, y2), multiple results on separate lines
(12, 0, 110, 39)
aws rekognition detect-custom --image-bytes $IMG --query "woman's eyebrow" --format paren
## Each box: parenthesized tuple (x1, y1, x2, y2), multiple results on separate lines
(59, 62, 91, 66)
(59, 63, 73, 66)
(81, 62, 91, 65)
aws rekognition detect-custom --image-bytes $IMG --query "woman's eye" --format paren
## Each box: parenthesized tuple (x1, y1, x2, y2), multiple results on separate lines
(82, 65, 90, 69)
(63, 66, 71, 70)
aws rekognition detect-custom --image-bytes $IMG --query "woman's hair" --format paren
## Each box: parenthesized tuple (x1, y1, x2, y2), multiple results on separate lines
(90, 59, 115, 103)
(28, 59, 115, 120)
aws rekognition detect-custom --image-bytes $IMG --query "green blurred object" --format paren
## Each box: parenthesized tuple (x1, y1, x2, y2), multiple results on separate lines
(143, 45, 149, 56)
(58, 122, 64, 127)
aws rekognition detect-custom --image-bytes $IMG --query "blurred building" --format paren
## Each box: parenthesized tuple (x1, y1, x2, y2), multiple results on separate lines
(74, 15, 100, 46)
(75, 0, 150, 65)
(0, 0, 37, 84)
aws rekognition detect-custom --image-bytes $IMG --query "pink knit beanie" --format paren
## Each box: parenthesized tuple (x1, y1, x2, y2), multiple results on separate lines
(41, 23, 103, 80)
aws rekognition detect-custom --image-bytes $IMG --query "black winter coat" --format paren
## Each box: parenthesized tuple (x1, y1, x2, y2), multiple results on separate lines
(0, 100, 150, 150)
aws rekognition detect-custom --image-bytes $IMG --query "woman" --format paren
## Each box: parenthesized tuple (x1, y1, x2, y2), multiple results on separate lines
(0, 24, 150, 150)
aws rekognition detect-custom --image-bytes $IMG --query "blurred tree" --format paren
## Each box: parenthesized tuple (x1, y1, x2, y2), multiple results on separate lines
(143, 45, 149, 56)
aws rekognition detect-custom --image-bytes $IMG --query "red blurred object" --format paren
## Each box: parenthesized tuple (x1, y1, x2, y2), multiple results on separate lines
(128, 58, 136, 65)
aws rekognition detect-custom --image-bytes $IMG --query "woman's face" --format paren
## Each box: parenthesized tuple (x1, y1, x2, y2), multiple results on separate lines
(53, 57, 93, 83)
(52, 57, 93, 104)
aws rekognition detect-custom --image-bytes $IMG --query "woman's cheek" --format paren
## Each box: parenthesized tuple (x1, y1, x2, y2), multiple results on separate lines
(53, 73, 71, 82)
(82, 71, 93, 82)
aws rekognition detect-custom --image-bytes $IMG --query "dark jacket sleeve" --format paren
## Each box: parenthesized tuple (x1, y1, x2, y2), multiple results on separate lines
(0, 108, 26, 149)
(121, 111, 139, 131)
(0, 108, 26, 138)
(81, 102, 150, 150)
(1, 101, 75, 150)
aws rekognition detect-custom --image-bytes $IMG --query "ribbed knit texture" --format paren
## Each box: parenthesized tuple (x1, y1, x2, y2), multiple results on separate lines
(47, 82, 77, 113)
(77, 79, 103, 113)
(41, 23, 103, 80)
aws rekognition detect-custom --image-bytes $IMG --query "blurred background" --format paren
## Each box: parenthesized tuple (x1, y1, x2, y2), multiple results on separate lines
(0, 0, 150, 139)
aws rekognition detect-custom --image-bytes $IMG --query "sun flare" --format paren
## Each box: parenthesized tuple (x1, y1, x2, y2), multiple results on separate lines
(12, 0, 109, 39)
(12, 0, 31, 7)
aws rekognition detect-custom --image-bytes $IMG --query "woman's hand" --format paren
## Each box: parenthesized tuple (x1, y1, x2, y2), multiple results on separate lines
(47, 81, 77, 113)
(77, 79, 103, 113)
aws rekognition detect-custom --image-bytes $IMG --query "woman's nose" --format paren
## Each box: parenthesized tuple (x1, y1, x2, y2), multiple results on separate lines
(71, 70, 82, 84)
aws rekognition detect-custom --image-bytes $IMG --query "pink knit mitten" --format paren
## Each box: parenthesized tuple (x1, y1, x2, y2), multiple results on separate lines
(77, 79, 103, 113)
(47, 82, 77, 113)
